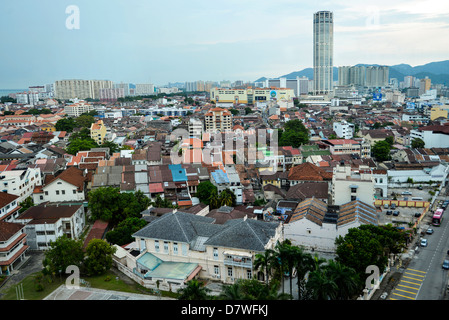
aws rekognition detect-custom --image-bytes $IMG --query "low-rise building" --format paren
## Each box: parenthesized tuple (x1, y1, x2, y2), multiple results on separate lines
(0, 221, 29, 275)
(15, 203, 85, 250)
(113, 210, 282, 291)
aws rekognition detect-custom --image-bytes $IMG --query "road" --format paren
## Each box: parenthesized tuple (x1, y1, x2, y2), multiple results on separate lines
(389, 195, 449, 300)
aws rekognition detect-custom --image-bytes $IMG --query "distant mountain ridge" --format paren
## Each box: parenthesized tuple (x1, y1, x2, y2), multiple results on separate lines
(256, 60, 449, 86)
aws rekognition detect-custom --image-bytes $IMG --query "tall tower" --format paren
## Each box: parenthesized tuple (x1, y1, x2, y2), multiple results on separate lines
(313, 11, 334, 95)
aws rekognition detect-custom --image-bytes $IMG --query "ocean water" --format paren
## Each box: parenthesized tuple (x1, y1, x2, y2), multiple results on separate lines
(0, 89, 27, 96)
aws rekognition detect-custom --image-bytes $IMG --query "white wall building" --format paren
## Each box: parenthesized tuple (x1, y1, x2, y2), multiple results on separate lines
(0, 168, 42, 203)
(15, 204, 85, 250)
(331, 165, 375, 206)
(333, 121, 355, 139)
(410, 125, 449, 148)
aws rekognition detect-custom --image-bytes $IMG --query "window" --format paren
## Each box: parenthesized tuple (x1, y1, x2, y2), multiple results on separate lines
(213, 248, 218, 260)
(214, 266, 220, 275)
(227, 267, 233, 277)
(56, 190, 59, 195)
(173, 242, 178, 255)
(73, 190, 76, 194)
(163, 241, 169, 253)
(45, 191, 48, 196)
(154, 240, 159, 252)
(39, 196, 43, 200)
(62, 190, 65, 195)
(351, 196, 357, 201)
(246, 269, 252, 279)
(351, 188, 357, 193)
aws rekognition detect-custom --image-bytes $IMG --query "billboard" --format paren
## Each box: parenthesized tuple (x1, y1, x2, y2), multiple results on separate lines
(373, 92, 382, 101)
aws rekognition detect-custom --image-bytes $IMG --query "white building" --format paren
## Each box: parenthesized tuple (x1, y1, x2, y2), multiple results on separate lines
(331, 165, 375, 206)
(283, 198, 378, 253)
(410, 124, 449, 148)
(15, 92, 40, 105)
(0, 192, 20, 222)
(64, 100, 96, 117)
(135, 84, 155, 96)
(15, 204, 85, 250)
(188, 118, 203, 139)
(333, 121, 355, 139)
(0, 168, 42, 203)
(32, 167, 87, 205)
(387, 163, 449, 187)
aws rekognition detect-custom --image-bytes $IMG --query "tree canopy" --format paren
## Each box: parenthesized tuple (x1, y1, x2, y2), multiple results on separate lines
(196, 181, 218, 205)
(88, 187, 150, 226)
(278, 119, 309, 148)
(411, 138, 425, 149)
(335, 224, 406, 280)
(84, 239, 117, 276)
(42, 235, 84, 276)
(372, 140, 392, 162)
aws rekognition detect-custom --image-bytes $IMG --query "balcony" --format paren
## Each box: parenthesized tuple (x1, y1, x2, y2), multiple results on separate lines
(223, 251, 253, 268)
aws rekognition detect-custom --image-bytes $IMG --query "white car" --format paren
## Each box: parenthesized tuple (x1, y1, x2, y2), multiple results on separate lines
(421, 239, 428, 247)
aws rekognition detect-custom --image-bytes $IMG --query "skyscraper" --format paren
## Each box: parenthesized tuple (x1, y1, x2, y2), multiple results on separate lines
(313, 11, 334, 95)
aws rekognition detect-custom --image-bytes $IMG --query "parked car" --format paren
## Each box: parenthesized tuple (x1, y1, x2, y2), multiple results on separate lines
(421, 239, 428, 247)
(383, 204, 389, 209)
(443, 260, 449, 270)
(414, 212, 421, 218)
(393, 211, 400, 216)
(402, 191, 412, 195)
(418, 186, 423, 190)
(426, 228, 434, 235)
(390, 203, 396, 209)
(386, 210, 392, 215)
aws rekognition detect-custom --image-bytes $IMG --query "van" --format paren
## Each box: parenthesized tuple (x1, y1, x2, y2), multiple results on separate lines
(411, 197, 423, 201)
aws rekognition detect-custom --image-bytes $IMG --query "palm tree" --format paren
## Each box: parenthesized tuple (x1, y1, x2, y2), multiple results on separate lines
(325, 260, 361, 300)
(208, 189, 220, 209)
(306, 268, 338, 300)
(219, 282, 243, 300)
(273, 240, 294, 296)
(177, 279, 211, 300)
(254, 249, 275, 286)
(219, 189, 235, 207)
(291, 246, 314, 300)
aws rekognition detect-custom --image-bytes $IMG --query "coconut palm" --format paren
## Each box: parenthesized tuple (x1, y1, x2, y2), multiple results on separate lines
(306, 268, 338, 300)
(218, 282, 244, 300)
(272, 240, 295, 296)
(219, 189, 236, 207)
(291, 246, 314, 300)
(208, 189, 220, 209)
(325, 260, 361, 300)
(254, 249, 276, 286)
(177, 279, 211, 300)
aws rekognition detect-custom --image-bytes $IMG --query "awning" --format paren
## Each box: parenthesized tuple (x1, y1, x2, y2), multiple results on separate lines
(223, 250, 252, 258)
(185, 265, 202, 282)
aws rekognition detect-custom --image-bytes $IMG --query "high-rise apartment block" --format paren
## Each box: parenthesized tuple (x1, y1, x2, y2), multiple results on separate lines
(135, 83, 155, 96)
(338, 65, 389, 88)
(419, 77, 431, 95)
(313, 11, 334, 95)
(54, 79, 113, 100)
(99, 88, 125, 102)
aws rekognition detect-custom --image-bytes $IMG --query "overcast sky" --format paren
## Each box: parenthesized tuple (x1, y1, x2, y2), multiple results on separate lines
(1, 0, 448, 88)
